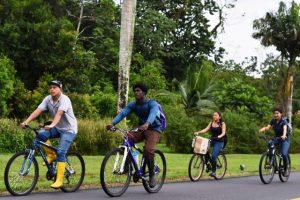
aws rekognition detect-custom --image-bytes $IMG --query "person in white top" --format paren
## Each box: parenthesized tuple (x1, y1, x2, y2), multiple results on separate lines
(21, 80, 77, 189)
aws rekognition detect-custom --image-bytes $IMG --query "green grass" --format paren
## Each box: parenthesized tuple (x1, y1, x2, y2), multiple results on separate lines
(1, 152, 300, 195)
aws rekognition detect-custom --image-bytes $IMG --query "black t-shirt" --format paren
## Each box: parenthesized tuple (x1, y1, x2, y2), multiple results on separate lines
(210, 121, 224, 139)
(269, 118, 288, 137)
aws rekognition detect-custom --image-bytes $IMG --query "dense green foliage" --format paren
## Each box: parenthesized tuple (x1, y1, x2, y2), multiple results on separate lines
(0, 1, 300, 154)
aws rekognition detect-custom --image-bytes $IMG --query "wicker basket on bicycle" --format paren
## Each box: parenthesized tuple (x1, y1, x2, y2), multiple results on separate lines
(192, 136, 210, 155)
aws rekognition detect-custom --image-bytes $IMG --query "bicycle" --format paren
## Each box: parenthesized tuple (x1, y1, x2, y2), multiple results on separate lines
(100, 127, 166, 197)
(258, 135, 291, 184)
(4, 124, 85, 196)
(188, 137, 227, 181)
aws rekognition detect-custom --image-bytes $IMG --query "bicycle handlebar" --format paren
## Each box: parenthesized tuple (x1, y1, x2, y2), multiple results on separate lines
(109, 127, 139, 134)
(257, 134, 283, 142)
(23, 125, 40, 135)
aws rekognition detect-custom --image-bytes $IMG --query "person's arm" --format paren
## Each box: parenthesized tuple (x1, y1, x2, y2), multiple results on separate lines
(139, 101, 159, 131)
(110, 103, 134, 126)
(281, 125, 287, 140)
(44, 110, 64, 130)
(259, 125, 272, 133)
(218, 122, 226, 138)
(194, 122, 211, 135)
(21, 108, 43, 127)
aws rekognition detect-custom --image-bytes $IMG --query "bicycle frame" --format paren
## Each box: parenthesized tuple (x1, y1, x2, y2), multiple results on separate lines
(20, 127, 58, 176)
(267, 145, 284, 171)
(111, 128, 158, 181)
(117, 135, 148, 179)
(261, 135, 286, 171)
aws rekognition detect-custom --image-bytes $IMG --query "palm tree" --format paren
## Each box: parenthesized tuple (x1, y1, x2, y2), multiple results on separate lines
(253, 1, 300, 122)
(179, 64, 217, 115)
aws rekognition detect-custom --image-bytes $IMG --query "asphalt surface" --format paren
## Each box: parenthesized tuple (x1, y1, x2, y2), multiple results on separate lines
(2, 173, 300, 200)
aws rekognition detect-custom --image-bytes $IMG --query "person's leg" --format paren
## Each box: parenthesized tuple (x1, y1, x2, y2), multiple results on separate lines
(36, 128, 60, 142)
(127, 131, 144, 143)
(205, 141, 214, 172)
(281, 137, 290, 176)
(37, 128, 60, 164)
(51, 131, 76, 189)
(210, 141, 224, 177)
(126, 131, 144, 172)
(144, 130, 160, 188)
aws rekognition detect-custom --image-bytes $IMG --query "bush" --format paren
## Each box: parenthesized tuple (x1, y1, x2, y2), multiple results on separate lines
(223, 111, 264, 154)
(91, 91, 117, 117)
(0, 119, 34, 153)
(73, 118, 123, 155)
(0, 118, 123, 155)
(289, 128, 300, 153)
(69, 93, 98, 119)
(0, 56, 15, 117)
(163, 103, 197, 153)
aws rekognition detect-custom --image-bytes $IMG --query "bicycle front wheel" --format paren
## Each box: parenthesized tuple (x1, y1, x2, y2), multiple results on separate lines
(215, 153, 227, 180)
(279, 154, 291, 182)
(259, 152, 275, 184)
(142, 149, 166, 193)
(4, 151, 39, 196)
(100, 148, 131, 197)
(188, 154, 204, 182)
(61, 151, 85, 192)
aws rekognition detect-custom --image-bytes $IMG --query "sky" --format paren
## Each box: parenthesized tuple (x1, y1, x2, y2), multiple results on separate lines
(214, 0, 296, 66)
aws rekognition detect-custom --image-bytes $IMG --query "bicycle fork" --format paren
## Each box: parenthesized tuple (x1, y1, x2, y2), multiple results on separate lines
(113, 146, 128, 174)
(19, 149, 35, 176)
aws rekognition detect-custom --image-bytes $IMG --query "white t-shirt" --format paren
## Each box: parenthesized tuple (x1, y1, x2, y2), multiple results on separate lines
(38, 94, 77, 134)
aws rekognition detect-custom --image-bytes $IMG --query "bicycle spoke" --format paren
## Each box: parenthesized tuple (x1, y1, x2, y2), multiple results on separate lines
(188, 154, 204, 181)
(5, 151, 39, 196)
(61, 152, 85, 193)
(215, 154, 227, 180)
(259, 152, 275, 184)
(142, 150, 166, 193)
(100, 148, 131, 197)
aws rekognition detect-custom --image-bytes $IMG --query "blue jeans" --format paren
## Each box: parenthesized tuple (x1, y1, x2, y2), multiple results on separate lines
(36, 127, 76, 162)
(268, 136, 290, 164)
(211, 140, 224, 163)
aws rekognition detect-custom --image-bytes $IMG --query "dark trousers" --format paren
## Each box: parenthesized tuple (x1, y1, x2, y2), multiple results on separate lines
(128, 129, 160, 161)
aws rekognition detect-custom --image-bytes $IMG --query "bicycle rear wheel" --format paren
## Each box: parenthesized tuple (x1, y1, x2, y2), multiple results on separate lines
(4, 151, 39, 196)
(142, 150, 166, 193)
(214, 153, 227, 180)
(279, 154, 291, 182)
(259, 152, 275, 184)
(61, 152, 85, 192)
(188, 154, 204, 182)
(100, 148, 131, 197)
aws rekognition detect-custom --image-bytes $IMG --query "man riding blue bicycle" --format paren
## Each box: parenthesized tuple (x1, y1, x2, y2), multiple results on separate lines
(259, 108, 291, 177)
(107, 83, 163, 188)
(20, 80, 77, 189)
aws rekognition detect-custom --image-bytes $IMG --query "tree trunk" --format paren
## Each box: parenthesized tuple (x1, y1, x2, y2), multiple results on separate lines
(117, 0, 137, 112)
(286, 74, 293, 123)
(285, 61, 296, 123)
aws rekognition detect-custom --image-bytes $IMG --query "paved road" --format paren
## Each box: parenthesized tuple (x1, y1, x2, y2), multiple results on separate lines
(2, 173, 300, 200)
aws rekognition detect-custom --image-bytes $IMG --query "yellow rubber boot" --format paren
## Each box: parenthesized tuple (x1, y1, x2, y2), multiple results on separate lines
(51, 162, 66, 189)
(43, 140, 56, 165)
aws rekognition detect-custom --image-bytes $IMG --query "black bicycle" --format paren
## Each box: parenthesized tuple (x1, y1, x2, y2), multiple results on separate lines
(4, 125, 85, 196)
(100, 127, 166, 197)
(258, 135, 291, 184)
(188, 137, 227, 181)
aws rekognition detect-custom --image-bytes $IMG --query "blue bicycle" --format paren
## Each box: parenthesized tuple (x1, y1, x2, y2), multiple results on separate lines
(4, 125, 85, 196)
(100, 127, 166, 197)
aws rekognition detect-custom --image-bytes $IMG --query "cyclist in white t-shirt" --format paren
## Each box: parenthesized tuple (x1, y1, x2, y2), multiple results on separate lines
(21, 80, 77, 189)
